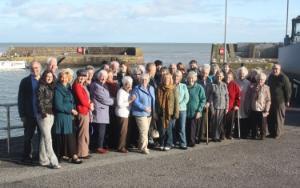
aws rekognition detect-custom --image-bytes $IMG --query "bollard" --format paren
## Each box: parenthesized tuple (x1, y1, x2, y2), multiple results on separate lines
(6, 106, 11, 154)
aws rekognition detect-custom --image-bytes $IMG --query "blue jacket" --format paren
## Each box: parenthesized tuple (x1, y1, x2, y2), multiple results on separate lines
(53, 82, 75, 134)
(90, 81, 114, 124)
(131, 85, 155, 117)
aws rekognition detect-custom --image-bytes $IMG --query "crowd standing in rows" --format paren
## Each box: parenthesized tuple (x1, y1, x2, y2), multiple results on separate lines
(18, 57, 291, 169)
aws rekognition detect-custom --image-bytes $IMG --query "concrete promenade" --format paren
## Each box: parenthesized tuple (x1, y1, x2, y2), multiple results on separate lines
(0, 108, 299, 187)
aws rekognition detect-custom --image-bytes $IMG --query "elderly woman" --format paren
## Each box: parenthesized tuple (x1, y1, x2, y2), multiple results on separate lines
(90, 70, 114, 154)
(236, 67, 251, 138)
(157, 73, 179, 151)
(72, 69, 93, 159)
(225, 71, 240, 139)
(37, 70, 60, 169)
(186, 71, 206, 147)
(131, 73, 155, 154)
(209, 71, 229, 142)
(115, 76, 134, 153)
(53, 68, 82, 164)
(249, 73, 271, 139)
(174, 71, 189, 149)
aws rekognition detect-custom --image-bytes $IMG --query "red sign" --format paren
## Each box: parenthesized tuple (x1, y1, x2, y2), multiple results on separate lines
(219, 47, 225, 55)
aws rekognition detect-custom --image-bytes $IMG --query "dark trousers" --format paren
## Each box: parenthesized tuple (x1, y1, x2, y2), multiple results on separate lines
(225, 110, 237, 138)
(186, 117, 201, 146)
(23, 117, 38, 159)
(240, 118, 250, 139)
(127, 116, 139, 147)
(250, 111, 267, 138)
(268, 103, 286, 137)
(91, 123, 107, 149)
(116, 117, 129, 150)
(54, 133, 77, 159)
(106, 109, 118, 149)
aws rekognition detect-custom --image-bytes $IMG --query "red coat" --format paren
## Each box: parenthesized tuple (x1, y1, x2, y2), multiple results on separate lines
(227, 81, 240, 111)
(72, 82, 91, 115)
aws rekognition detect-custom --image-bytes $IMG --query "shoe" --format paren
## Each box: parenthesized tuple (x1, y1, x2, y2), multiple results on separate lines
(70, 158, 82, 164)
(179, 146, 188, 150)
(159, 146, 164, 151)
(118, 148, 128, 153)
(62, 156, 70, 161)
(21, 157, 33, 164)
(79, 155, 92, 159)
(164, 147, 171, 151)
(274, 135, 280, 139)
(96, 148, 108, 154)
(40, 163, 50, 167)
(141, 149, 150, 154)
(51, 164, 61, 169)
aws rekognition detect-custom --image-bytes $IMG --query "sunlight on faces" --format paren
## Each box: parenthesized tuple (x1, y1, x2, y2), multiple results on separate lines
(147, 64, 156, 77)
(215, 71, 224, 82)
(162, 73, 173, 86)
(45, 72, 54, 84)
(30, 61, 41, 77)
(60, 73, 69, 85)
(187, 72, 197, 85)
(98, 72, 108, 84)
(272, 64, 281, 76)
(77, 75, 87, 84)
(87, 69, 94, 82)
(226, 73, 234, 84)
(174, 71, 182, 84)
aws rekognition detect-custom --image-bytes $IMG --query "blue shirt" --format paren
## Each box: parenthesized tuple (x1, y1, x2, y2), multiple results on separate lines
(31, 75, 39, 118)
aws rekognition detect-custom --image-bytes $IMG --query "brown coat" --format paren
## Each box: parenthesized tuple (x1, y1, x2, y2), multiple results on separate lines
(157, 85, 179, 128)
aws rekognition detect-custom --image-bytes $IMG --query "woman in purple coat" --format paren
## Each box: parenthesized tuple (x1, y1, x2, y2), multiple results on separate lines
(90, 70, 114, 154)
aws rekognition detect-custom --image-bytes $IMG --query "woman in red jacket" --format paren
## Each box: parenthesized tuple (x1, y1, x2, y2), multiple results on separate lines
(72, 69, 94, 159)
(225, 71, 240, 139)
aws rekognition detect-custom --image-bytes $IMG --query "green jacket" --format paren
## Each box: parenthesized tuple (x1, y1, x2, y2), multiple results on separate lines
(54, 82, 75, 134)
(176, 83, 189, 111)
(186, 83, 206, 118)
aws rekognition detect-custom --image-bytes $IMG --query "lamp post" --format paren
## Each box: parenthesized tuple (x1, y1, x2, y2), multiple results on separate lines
(224, 0, 228, 63)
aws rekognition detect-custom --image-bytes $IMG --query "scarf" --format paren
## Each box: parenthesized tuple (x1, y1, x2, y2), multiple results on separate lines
(157, 84, 175, 128)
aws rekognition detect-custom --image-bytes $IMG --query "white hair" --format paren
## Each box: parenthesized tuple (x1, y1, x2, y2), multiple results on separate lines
(47, 57, 57, 65)
(122, 76, 133, 86)
(97, 70, 108, 79)
(255, 72, 267, 81)
(110, 61, 119, 67)
(202, 64, 211, 72)
(236, 66, 249, 77)
(137, 65, 146, 74)
(187, 71, 197, 79)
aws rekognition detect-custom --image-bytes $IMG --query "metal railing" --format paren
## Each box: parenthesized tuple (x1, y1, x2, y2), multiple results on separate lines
(0, 103, 22, 154)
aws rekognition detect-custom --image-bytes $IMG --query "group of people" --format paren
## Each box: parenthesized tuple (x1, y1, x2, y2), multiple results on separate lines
(18, 57, 291, 169)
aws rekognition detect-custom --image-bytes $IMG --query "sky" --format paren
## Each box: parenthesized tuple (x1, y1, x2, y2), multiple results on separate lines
(0, 0, 299, 43)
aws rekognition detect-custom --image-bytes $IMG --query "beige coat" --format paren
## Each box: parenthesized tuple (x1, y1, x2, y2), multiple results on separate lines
(249, 84, 271, 113)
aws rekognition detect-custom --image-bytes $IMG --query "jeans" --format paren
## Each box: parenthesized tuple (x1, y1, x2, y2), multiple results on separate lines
(176, 111, 187, 147)
(159, 118, 175, 147)
(37, 114, 59, 166)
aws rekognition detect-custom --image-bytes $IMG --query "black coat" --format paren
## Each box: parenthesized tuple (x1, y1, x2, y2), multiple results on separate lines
(18, 75, 35, 118)
(37, 83, 55, 116)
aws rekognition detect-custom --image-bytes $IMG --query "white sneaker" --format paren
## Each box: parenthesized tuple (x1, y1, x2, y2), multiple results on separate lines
(51, 164, 61, 169)
(164, 147, 171, 151)
(159, 146, 164, 151)
(141, 149, 150, 154)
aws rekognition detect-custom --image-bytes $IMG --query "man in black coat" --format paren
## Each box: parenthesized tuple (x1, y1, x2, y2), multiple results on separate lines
(18, 61, 41, 162)
(267, 64, 291, 139)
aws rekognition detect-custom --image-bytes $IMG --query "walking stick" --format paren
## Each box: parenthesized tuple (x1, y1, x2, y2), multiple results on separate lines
(237, 109, 240, 139)
(206, 106, 209, 145)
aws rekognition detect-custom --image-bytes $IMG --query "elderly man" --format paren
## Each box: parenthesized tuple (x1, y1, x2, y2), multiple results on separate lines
(18, 61, 42, 162)
(46, 57, 58, 76)
(110, 61, 120, 81)
(267, 64, 291, 139)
